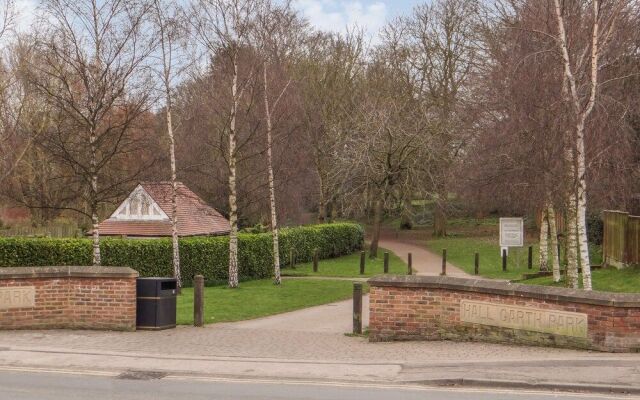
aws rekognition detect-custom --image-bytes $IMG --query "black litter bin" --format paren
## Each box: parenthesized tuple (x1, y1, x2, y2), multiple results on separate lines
(136, 277, 177, 330)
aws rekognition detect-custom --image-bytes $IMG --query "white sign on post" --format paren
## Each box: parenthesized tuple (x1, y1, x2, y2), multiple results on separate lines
(499, 218, 524, 255)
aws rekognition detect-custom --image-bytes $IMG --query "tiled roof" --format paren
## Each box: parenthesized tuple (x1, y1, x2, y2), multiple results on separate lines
(98, 182, 230, 237)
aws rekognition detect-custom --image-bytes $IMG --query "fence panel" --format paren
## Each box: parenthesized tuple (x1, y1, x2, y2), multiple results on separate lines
(626, 216, 640, 266)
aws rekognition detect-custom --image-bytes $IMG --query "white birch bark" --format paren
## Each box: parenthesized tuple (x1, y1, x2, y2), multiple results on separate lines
(166, 104, 181, 288)
(155, 0, 181, 289)
(228, 56, 239, 289)
(262, 63, 281, 285)
(553, 0, 602, 290)
(548, 204, 561, 282)
(539, 207, 549, 272)
(90, 127, 100, 266)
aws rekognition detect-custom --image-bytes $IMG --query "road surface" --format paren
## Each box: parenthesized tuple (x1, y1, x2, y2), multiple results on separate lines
(0, 370, 634, 400)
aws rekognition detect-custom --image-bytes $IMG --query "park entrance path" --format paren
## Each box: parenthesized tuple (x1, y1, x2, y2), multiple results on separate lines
(379, 238, 470, 277)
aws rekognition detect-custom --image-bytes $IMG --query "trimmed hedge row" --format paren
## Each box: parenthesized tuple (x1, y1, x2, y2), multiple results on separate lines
(0, 223, 364, 282)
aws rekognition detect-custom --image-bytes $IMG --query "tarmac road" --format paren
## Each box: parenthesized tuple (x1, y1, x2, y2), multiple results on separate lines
(0, 370, 636, 400)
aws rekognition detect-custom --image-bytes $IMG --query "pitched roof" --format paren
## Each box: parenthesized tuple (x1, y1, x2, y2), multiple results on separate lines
(97, 182, 230, 237)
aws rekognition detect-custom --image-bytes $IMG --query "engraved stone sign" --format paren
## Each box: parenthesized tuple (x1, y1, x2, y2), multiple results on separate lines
(0, 287, 35, 310)
(460, 300, 587, 338)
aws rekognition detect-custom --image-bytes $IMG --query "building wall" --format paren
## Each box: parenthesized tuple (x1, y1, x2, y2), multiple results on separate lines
(0, 266, 137, 331)
(369, 276, 640, 353)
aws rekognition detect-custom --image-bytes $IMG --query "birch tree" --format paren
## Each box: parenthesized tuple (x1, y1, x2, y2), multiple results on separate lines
(192, 0, 262, 288)
(152, 0, 189, 289)
(254, 1, 305, 284)
(30, 0, 153, 265)
(552, 0, 630, 290)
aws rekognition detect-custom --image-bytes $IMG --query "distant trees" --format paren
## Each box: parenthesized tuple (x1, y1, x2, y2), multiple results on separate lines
(0, 0, 638, 292)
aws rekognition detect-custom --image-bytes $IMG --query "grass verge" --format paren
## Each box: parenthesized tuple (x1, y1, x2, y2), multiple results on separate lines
(426, 236, 603, 280)
(523, 266, 640, 293)
(282, 247, 407, 277)
(176, 279, 360, 325)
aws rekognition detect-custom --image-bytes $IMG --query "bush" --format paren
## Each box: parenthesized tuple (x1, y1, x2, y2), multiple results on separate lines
(587, 213, 604, 245)
(0, 223, 364, 283)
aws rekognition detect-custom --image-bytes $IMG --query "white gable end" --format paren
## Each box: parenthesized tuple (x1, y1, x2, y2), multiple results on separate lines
(109, 185, 169, 221)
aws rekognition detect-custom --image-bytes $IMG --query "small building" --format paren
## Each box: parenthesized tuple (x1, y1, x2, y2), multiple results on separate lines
(97, 182, 230, 238)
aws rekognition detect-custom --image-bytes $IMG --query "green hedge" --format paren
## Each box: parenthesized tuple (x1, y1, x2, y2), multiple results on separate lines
(0, 223, 364, 282)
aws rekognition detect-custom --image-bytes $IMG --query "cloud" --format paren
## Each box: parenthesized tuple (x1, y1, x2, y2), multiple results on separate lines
(294, 0, 388, 38)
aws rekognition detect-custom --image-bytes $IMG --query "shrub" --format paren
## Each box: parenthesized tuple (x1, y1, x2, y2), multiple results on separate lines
(587, 213, 604, 245)
(0, 223, 364, 283)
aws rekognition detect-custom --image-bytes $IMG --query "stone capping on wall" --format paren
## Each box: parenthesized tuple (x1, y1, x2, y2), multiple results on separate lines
(368, 275, 640, 308)
(0, 266, 139, 279)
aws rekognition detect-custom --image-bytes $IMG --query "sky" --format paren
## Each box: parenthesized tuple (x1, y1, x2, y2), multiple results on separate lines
(9, 0, 423, 45)
(293, 0, 420, 41)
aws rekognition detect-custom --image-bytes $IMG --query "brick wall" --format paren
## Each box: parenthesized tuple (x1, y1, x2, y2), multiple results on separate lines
(369, 275, 640, 353)
(0, 266, 138, 331)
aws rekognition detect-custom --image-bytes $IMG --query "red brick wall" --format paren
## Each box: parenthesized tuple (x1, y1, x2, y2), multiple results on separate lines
(369, 276, 640, 353)
(0, 267, 137, 331)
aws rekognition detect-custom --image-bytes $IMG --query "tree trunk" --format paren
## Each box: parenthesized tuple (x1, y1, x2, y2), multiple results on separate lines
(317, 198, 327, 223)
(433, 186, 447, 237)
(263, 63, 281, 285)
(539, 207, 549, 272)
(228, 57, 239, 289)
(576, 120, 592, 290)
(90, 128, 100, 266)
(566, 194, 580, 288)
(548, 204, 561, 282)
(166, 95, 181, 290)
(369, 198, 382, 259)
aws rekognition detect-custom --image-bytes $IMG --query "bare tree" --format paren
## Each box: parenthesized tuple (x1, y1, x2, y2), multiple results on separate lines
(30, 0, 154, 264)
(191, 0, 263, 288)
(552, 0, 635, 289)
(254, 0, 305, 284)
(152, 0, 189, 289)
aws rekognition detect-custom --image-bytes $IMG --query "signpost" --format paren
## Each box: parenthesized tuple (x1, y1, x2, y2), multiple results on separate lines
(499, 217, 524, 256)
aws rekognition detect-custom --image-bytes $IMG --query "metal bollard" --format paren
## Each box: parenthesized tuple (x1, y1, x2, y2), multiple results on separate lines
(408, 252, 412, 275)
(528, 246, 533, 270)
(474, 252, 479, 275)
(502, 249, 507, 272)
(313, 249, 319, 272)
(360, 251, 365, 275)
(353, 282, 362, 335)
(441, 249, 447, 276)
(194, 275, 204, 327)
(383, 252, 389, 273)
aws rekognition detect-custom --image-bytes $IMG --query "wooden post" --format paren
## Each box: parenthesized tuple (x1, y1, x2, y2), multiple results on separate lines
(408, 252, 412, 275)
(359, 250, 365, 275)
(474, 252, 479, 275)
(313, 249, 319, 272)
(290, 248, 295, 270)
(502, 249, 507, 272)
(353, 282, 362, 335)
(194, 275, 204, 327)
(383, 252, 389, 273)
(527, 246, 533, 269)
(441, 249, 447, 276)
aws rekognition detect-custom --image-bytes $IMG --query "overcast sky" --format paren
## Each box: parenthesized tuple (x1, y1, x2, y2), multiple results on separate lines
(12, 0, 422, 39)
(293, 0, 419, 36)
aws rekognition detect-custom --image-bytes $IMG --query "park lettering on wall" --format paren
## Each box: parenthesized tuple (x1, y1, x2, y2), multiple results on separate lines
(460, 300, 587, 338)
(0, 287, 35, 310)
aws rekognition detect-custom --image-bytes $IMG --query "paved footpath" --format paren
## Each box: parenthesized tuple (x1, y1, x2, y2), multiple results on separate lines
(1, 296, 640, 394)
(379, 238, 469, 276)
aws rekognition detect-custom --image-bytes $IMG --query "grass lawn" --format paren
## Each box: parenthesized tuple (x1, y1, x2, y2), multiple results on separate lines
(281, 248, 407, 277)
(426, 236, 602, 280)
(176, 278, 359, 325)
(523, 266, 640, 293)
(426, 236, 539, 279)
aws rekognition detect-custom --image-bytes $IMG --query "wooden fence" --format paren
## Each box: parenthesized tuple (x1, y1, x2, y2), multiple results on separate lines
(603, 210, 640, 267)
